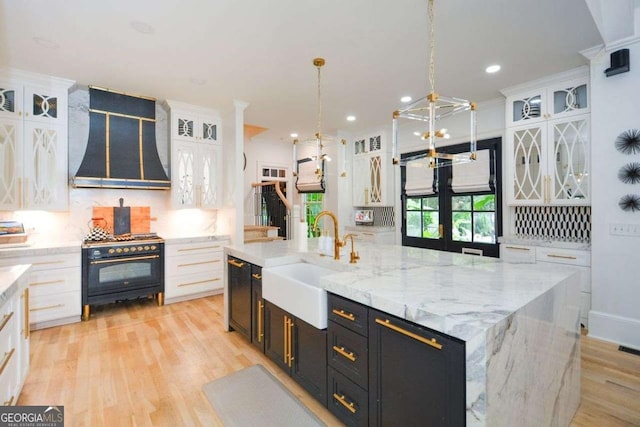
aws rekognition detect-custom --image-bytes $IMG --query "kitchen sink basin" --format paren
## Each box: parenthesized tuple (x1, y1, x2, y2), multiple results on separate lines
(262, 262, 337, 329)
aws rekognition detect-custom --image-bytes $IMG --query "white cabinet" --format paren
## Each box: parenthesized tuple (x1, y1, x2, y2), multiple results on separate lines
(345, 226, 395, 244)
(352, 133, 393, 206)
(165, 239, 228, 303)
(0, 71, 74, 211)
(165, 101, 223, 209)
(502, 68, 590, 206)
(0, 251, 81, 329)
(0, 268, 29, 406)
(500, 243, 591, 327)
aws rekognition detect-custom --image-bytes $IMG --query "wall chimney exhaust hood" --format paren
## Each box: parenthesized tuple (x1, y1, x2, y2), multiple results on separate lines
(73, 86, 170, 189)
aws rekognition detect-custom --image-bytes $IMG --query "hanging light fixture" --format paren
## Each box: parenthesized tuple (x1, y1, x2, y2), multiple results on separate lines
(292, 58, 346, 180)
(392, 0, 477, 168)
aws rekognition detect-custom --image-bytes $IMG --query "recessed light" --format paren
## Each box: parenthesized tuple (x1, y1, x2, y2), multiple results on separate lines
(485, 64, 501, 74)
(413, 131, 421, 136)
(131, 21, 155, 34)
(33, 37, 59, 49)
(290, 133, 298, 138)
(401, 96, 412, 103)
(346, 115, 356, 122)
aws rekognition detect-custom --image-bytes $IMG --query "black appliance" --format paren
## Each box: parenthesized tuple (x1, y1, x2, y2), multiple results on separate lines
(81, 234, 165, 320)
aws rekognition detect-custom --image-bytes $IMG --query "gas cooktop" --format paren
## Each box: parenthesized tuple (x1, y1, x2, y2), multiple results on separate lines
(82, 233, 164, 247)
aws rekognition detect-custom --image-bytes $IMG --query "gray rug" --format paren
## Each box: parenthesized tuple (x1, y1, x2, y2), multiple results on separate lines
(203, 364, 326, 427)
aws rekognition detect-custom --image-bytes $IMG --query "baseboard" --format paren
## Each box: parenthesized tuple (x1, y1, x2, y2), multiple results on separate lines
(164, 289, 223, 305)
(588, 310, 640, 350)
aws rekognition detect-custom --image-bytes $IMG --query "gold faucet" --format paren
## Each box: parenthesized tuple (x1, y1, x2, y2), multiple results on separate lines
(342, 234, 360, 264)
(313, 210, 345, 260)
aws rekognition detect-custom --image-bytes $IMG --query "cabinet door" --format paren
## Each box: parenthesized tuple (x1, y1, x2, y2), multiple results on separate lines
(172, 141, 197, 208)
(200, 117, 219, 142)
(18, 287, 29, 388)
(0, 81, 22, 119)
(507, 124, 545, 205)
(23, 85, 66, 124)
(548, 116, 589, 205)
(506, 89, 545, 127)
(292, 317, 327, 406)
(198, 144, 222, 209)
(22, 122, 67, 210)
(0, 117, 22, 210)
(227, 256, 252, 340)
(368, 309, 465, 427)
(353, 155, 369, 206)
(368, 153, 384, 204)
(251, 265, 264, 352)
(173, 112, 197, 142)
(264, 300, 289, 372)
(548, 78, 589, 119)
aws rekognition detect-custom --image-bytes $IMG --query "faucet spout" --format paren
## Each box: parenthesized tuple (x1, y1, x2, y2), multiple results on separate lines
(342, 234, 360, 264)
(313, 210, 344, 260)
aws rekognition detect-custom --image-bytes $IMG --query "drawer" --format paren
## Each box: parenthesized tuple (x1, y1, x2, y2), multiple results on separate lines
(500, 244, 535, 263)
(0, 345, 18, 406)
(14, 252, 80, 271)
(328, 321, 368, 390)
(536, 247, 590, 267)
(328, 367, 368, 427)
(165, 271, 224, 299)
(165, 241, 227, 257)
(0, 309, 16, 354)
(26, 267, 81, 297)
(166, 252, 223, 277)
(30, 291, 81, 324)
(328, 293, 368, 337)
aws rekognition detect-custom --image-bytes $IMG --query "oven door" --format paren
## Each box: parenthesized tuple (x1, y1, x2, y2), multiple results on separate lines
(85, 253, 162, 298)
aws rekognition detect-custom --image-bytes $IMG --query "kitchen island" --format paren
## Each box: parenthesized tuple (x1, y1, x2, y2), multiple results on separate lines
(224, 240, 581, 426)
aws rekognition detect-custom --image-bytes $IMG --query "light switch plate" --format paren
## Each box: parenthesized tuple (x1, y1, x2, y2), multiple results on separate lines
(609, 223, 640, 237)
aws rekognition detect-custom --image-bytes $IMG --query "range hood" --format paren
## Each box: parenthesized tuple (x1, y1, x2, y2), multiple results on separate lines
(73, 86, 170, 189)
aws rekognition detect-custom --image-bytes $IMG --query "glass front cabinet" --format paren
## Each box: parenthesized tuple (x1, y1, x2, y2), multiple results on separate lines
(352, 132, 392, 206)
(502, 68, 590, 206)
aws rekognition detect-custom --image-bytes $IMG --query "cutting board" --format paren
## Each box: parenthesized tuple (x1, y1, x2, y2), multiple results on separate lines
(114, 198, 130, 235)
(92, 206, 153, 234)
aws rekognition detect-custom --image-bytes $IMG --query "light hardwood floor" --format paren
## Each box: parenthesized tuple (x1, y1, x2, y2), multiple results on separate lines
(18, 295, 640, 426)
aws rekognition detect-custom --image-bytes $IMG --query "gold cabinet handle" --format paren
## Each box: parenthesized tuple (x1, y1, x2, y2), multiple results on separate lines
(3, 395, 15, 406)
(257, 301, 264, 342)
(332, 309, 355, 322)
(23, 288, 29, 339)
(288, 316, 294, 367)
(29, 279, 64, 287)
(0, 348, 16, 376)
(505, 246, 530, 251)
(332, 345, 356, 362)
(332, 393, 357, 414)
(251, 273, 262, 280)
(177, 260, 220, 267)
(32, 260, 66, 266)
(283, 316, 289, 365)
(375, 318, 442, 350)
(177, 245, 221, 252)
(30, 304, 64, 312)
(546, 254, 577, 260)
(227, 259, 244, 268)
(177, 278, 220, 287)
(0, 312, 14, 333)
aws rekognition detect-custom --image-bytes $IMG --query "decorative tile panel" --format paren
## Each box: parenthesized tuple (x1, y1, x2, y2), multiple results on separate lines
(514, 206, 590, 242)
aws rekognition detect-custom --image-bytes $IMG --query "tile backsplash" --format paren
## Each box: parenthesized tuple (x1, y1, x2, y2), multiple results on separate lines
(513, 206, 591, 243)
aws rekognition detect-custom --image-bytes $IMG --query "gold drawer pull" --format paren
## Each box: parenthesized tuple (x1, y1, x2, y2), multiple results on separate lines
(32, 260, 66, 266)
(23, 288, 29, 339)
(227, 259, 244, 268)
(0, 348, 15, 376)
(177, 278, 220, 287)
(332, 309, 356, 322)
(177, 260, 219, 267)
(375, 318, 442, 350)
(29, 279, 65, 287)
(177, 245, 221, 251)
(30, 304, 64, 312)
(505, 246, 530, 251)
(0, 312, 14, 333)
(3, 395, 15, 406)
(546, 254, 577, 260)
(333, 393, 357, 414)
(332, 345, 356, 362)
(252, 273, 262, 280)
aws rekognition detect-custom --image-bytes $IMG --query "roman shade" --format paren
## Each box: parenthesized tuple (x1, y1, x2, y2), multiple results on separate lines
(295, 158, 325, 193)
(404, 158, 436, 196)
(451, 149, 493, 193)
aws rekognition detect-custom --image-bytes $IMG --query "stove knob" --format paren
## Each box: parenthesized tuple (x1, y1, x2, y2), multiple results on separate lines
(116, 248, 123, 253)
(108, 249, 115, 254)
(130, 247, 136, 252)
(144, 246, 150, 250)
(138, 246, 143, 252)
(150, 245, 157, 250)
(123, 247, 130, 253)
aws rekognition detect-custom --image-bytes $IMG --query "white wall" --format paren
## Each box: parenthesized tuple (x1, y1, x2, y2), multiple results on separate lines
(588, 42, 640, 349)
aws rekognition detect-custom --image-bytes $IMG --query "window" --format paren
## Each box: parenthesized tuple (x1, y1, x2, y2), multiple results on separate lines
(305, 193, 324, 237)
(401, 138, 502, 257)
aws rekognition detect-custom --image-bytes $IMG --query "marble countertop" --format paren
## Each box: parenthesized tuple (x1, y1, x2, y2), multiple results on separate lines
(0, 264, 30, 304)
(163, 234, 230, 245)
(0, 240, 81, 259)
(225, 240, 578, 341)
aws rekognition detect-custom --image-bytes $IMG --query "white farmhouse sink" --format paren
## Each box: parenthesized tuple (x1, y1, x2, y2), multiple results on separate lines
(262, 262, 336, 329)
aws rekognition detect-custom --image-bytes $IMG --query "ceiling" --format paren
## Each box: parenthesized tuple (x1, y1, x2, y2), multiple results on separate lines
(0, 0, 603, 142)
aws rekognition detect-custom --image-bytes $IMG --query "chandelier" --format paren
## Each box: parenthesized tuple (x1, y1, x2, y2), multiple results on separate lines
(392, 0, 477, 168)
